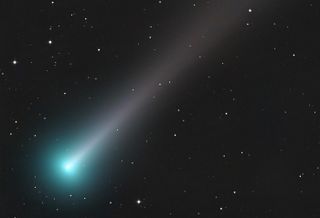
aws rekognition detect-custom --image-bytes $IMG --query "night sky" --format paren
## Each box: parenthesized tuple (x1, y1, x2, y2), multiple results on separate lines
(1, 0, 320, 217)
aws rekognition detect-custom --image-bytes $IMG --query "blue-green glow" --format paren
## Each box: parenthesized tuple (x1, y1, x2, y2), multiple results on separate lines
(35, 137, 107, 195)
(63, 162, 74, 173)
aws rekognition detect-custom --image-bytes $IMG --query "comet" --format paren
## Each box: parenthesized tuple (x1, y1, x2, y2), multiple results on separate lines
(43, 0, 274, 185)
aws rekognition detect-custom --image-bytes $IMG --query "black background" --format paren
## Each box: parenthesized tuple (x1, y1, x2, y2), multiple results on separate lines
(1, 0, 320, 217)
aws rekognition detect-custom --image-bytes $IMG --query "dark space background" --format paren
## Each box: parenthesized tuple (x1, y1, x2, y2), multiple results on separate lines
(1, 0, 320, 217)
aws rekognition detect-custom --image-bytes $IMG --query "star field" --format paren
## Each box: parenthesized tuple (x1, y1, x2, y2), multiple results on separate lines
(1, 0, 320, 217)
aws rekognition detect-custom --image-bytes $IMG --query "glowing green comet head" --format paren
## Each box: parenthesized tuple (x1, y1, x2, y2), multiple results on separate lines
(37, 141, 100, 194)
(62, 161, 76, 174)
(63, 162, 75, 173)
